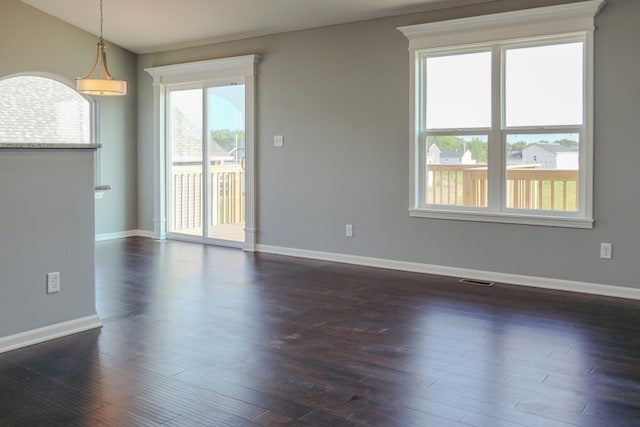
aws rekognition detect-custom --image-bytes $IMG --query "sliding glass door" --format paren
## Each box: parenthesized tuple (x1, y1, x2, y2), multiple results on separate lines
(167, 81, 246, 245)
(168, 88, 204, 237)
(206, 84, 245, 241)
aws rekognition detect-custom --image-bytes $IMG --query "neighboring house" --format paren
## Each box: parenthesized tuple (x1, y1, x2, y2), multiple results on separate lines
(427, 144, 476, 165)
(522, 143, 578, 169)
(507, 149, 523, 166)
(171, 105, 234, 165)
(427, 144, 441, 164)
(0, 76, 90, 144)
(440, 148, 476, 165)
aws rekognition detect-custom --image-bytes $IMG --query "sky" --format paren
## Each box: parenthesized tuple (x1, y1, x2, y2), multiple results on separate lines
(426, 41, 583, 130)
(170, 84, 245, 132)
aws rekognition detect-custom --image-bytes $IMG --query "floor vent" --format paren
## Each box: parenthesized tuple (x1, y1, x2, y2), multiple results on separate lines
(459, 278, 495, 287)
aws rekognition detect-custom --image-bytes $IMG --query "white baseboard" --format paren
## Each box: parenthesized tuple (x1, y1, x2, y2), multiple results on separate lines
(91, 235, 640, 300)
(0, 315, 103, 354)
(256, 244, 640, 301)
(96, 229, 155, 241)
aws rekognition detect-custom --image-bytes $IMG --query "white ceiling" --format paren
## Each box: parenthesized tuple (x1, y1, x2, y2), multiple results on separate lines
(21, 0, 494, 54)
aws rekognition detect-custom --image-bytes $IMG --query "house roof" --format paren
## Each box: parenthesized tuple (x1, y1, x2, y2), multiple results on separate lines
(428, 144, 441, 153)
(440, 149, 468, 158)
(0, 75, 90, 144)
(525, 143, 578, 154)
(171, 105, 233, 162)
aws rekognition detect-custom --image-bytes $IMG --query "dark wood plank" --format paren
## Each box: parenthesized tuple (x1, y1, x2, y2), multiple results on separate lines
(1, 236, 640, 426)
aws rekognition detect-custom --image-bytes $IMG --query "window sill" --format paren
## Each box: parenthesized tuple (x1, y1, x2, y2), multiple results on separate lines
(409, 208, 593, 229)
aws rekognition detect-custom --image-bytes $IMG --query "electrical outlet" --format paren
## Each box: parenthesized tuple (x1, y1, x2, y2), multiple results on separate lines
(600, 243, 612, 260)
(46, 272, 60, 293)
(345, 224, 354, 238)
(274, 135, 284, 147)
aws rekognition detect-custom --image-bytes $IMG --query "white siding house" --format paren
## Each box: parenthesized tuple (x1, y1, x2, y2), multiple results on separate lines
(440, 149, 476, 165)
(522, 143, 578, 169)
(427, 144, 441, 164)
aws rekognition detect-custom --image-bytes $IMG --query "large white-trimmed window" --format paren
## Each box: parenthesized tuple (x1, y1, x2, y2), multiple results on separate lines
(0, 75, 93, 144)
(399, 0, 604, 228)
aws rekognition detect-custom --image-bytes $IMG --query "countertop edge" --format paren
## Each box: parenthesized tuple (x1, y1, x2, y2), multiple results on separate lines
(0, 143, 101, 150)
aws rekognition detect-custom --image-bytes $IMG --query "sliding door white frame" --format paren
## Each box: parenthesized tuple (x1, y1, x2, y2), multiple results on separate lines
(146, 55, 260, 251)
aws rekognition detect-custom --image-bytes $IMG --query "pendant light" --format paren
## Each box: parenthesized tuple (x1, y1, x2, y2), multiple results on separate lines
(76, 0, 127, 96)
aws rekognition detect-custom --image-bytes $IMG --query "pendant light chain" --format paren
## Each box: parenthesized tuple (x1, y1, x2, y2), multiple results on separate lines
(99, 0, 104, 42)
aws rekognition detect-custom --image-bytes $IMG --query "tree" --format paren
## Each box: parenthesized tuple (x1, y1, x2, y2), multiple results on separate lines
(507, 141, 528, 152)
(426, 135, 463, 151)
(210, 129, 245, 152)
(467, 137, 487, 164)
(554, 138, 579, 148)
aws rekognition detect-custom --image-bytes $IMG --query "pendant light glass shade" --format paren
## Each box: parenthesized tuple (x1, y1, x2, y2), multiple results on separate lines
(77, 77, 127, 96)
(76, 0, 127, 96)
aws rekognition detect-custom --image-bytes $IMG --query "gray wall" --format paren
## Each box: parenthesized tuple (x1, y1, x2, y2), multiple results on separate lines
(0, 149, 96, 337)
(0, 0, 138, 235)
(138, 0, 640, 290)
(0, 0, 137, 337)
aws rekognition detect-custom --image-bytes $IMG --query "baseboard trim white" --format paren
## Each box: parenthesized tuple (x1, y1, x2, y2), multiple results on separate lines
(96, 229, 155, 241)
(0, 315, 103, 354)
(256, 244, 640, 301)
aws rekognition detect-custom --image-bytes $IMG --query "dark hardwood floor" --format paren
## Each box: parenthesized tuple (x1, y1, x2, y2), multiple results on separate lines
(1, 237, 640, 426)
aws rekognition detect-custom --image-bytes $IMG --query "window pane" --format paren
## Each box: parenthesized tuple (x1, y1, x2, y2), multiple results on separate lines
(169, 89, 203, 236)
(0, 76, 91, 143)
(206, 84, 245, 242)
(505, 133, 579, 211)
(505, 43, 583, 127)
(425, 135, 488, 207)
(426, 52, 491, 129)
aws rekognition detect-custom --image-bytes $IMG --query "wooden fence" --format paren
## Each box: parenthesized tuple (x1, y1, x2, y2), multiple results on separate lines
(171, 164, 245, 232)
(427, 164, 578, 211)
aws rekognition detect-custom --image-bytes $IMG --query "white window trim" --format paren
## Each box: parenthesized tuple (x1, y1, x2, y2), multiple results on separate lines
(145, 55, 260, 250)
(399, 0, 605, 229)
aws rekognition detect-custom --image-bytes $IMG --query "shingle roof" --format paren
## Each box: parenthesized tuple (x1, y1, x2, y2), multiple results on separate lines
(526, 143, 578, 154)
(440, 149, 466, 158)
(171, 105, 232, 162)
(0, 75, 90, 143)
